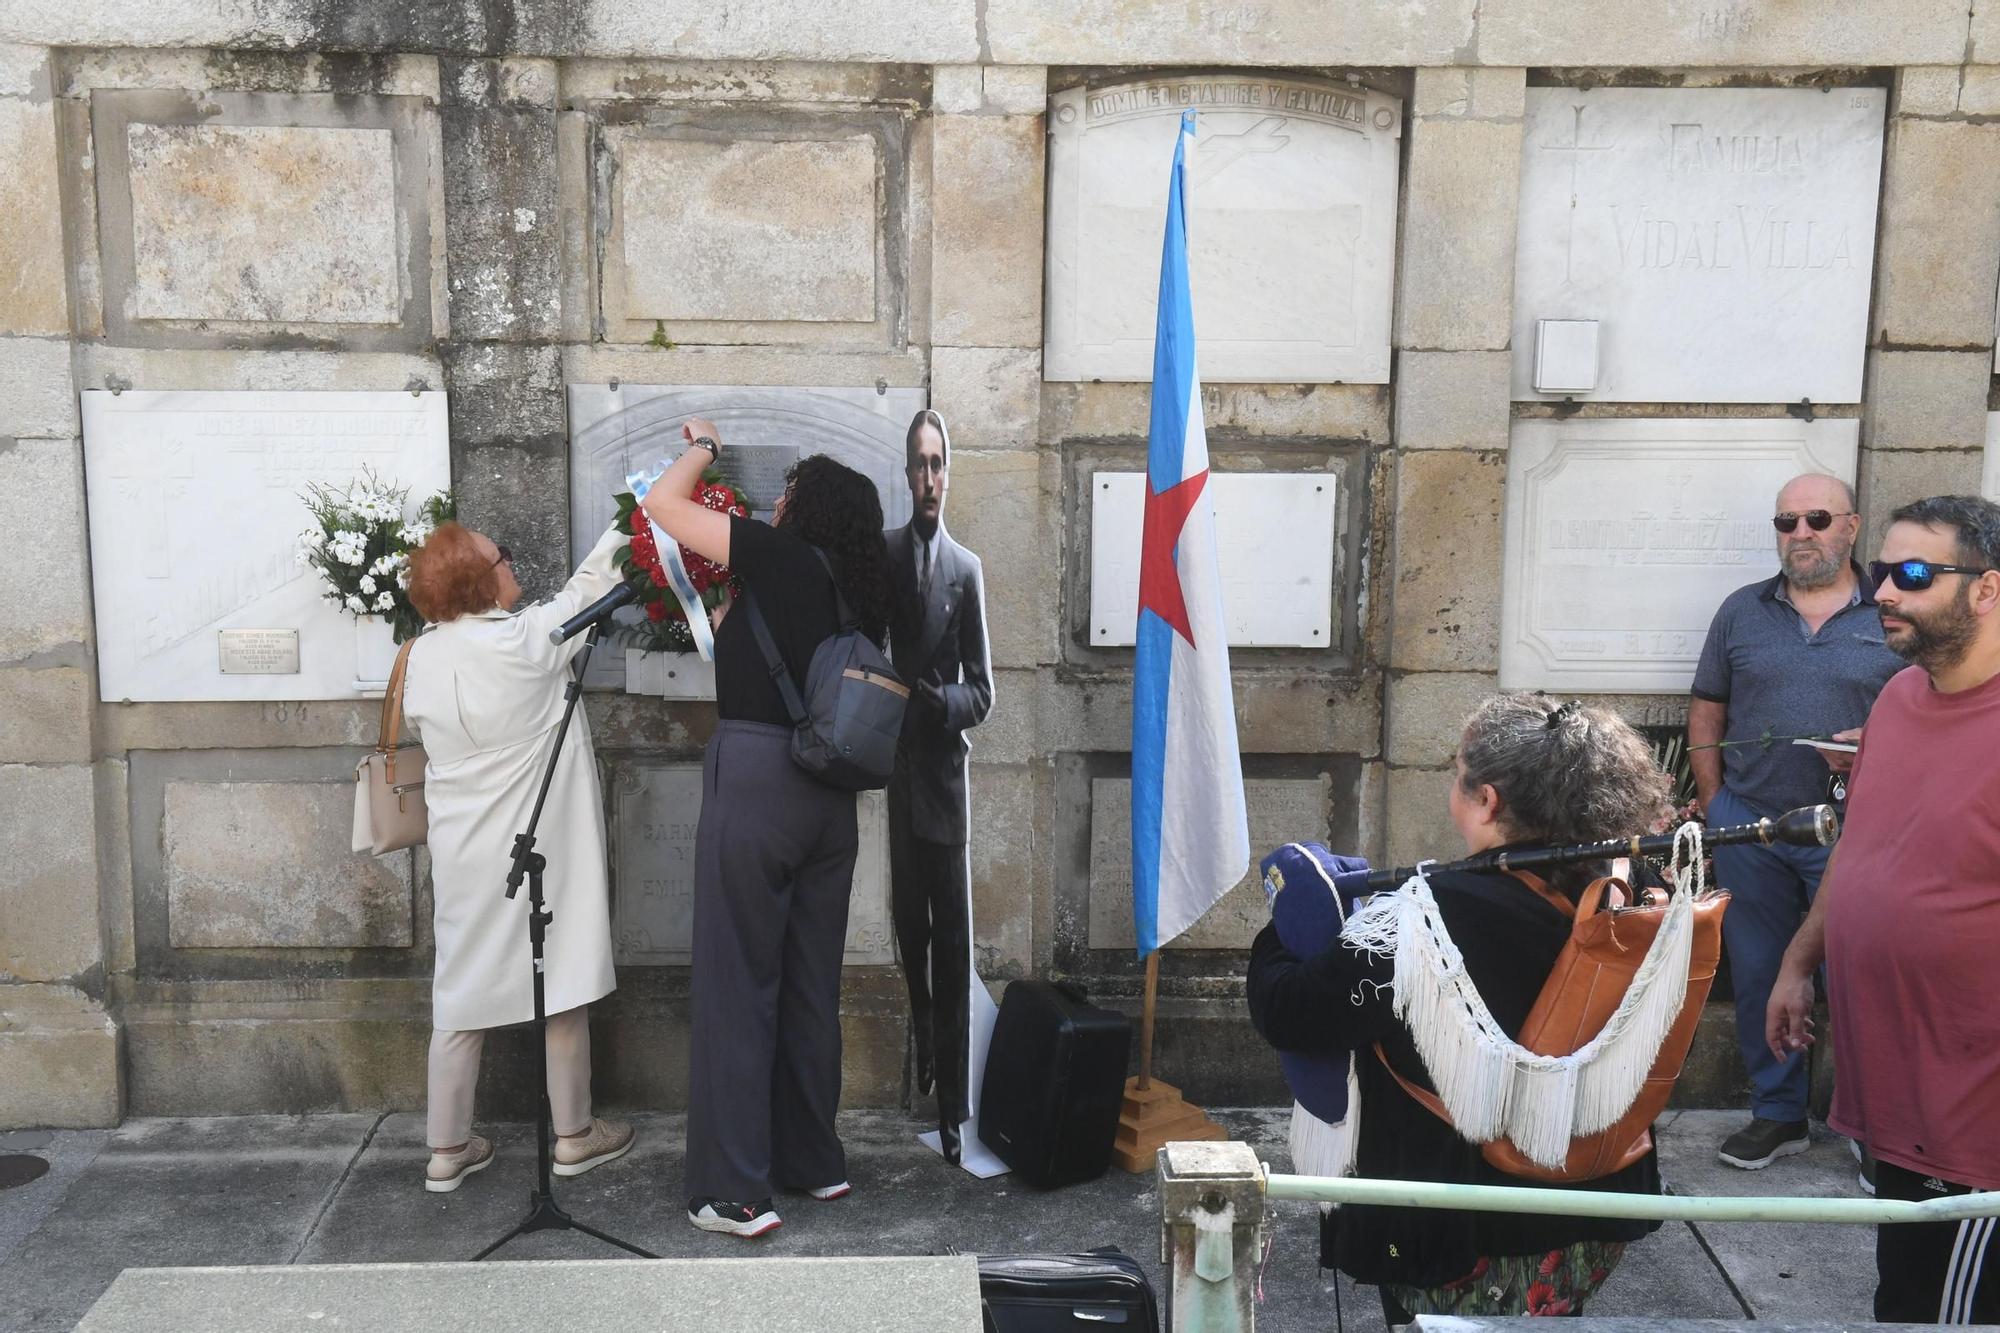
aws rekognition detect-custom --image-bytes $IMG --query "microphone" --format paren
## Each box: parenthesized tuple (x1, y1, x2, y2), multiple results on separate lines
(549, 581, 640, 645)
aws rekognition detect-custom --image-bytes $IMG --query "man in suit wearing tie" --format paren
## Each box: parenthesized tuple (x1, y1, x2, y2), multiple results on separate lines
(885, 409, 994, 1164)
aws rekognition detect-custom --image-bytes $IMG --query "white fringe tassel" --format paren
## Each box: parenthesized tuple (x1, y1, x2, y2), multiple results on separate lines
(1342, 824, 1705, 1170)
(1288, 1059, 1362, 1184)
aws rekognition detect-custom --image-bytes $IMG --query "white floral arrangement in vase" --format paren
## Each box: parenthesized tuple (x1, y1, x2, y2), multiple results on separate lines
(296, 470, 455, 645)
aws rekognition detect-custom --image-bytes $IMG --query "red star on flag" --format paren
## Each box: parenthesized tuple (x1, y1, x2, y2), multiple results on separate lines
(1136, 469, 1209, 648)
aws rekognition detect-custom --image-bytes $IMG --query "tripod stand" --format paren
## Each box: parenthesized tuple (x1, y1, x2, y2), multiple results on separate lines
(473, 623, 656, 1261)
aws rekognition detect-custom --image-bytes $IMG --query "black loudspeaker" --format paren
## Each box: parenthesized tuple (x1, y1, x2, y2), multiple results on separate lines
(978, 980, 1130, 1188)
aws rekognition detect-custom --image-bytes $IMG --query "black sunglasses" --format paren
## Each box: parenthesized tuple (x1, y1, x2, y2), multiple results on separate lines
(490, 543, 513, 569)
(1772, 510, 1855, 533)
(1869, 559, 1995, 592)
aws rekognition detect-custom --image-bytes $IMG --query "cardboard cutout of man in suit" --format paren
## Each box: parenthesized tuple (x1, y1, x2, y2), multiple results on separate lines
(885, 409, 993, 1164)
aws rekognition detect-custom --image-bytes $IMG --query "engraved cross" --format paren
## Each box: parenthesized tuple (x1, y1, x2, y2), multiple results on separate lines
(1540, 105, 1617, 283)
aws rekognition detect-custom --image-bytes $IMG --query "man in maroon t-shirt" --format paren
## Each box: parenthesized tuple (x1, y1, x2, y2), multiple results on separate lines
(1768, 494, 2000, 1324)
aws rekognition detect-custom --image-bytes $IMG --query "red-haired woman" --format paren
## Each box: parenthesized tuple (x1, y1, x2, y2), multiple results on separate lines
(400, 521, 636, 1193)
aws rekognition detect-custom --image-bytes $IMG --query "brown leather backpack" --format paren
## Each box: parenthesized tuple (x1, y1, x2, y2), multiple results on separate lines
(1382, 868, 1729, 1182)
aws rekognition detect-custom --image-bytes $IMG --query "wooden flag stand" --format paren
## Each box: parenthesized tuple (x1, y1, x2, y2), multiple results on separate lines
(1111, 952, 1224, 1172)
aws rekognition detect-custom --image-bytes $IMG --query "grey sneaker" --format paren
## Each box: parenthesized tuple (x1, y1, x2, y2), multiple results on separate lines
(1718, 1117, 1810, 1169)
(424, 1135, 495, 1193)
(552, 1118, 635, 1177)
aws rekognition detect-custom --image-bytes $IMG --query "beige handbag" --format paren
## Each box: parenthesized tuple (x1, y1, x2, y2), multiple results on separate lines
(351, 636, 428, 855)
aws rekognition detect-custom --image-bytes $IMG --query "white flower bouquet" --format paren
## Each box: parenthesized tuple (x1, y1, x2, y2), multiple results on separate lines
(297, 470, 454, 644)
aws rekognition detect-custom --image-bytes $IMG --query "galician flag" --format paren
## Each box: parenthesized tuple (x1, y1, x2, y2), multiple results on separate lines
(1131, 110, 1250, 958)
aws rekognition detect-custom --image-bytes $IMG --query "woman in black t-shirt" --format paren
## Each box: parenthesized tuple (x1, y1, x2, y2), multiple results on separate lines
(642, 419, 891, 1238)
(1248, 695, 1674, 1321)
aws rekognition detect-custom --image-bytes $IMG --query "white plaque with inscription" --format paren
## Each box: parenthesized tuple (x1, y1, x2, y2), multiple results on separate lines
(1513, 87, 1885, 404)
(1046, 76, 1401, 384)
(1500, 417, 1860, 693)
(1089, 472, 1337, 648)
(82, 390, 450, 701)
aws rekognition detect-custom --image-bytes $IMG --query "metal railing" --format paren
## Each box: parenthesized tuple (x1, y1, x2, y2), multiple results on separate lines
(1158, 1142, 2000, 1333)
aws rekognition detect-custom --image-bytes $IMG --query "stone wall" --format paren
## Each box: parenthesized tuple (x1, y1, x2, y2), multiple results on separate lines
(3, 1, 1994, 1125)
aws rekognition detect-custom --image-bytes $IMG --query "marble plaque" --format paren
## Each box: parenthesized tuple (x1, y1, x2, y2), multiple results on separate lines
(618, 134, 879, 324)
(1986, 413, 2000, 501)
(164, 780, 413, 949)
(568, 383, 926, 688)
(610, 765, 894, 966)
(126, 123, 402, 325)
(1512, 87, 1885, 404)
(1045, 76, 1401, 383)
(1500, 417, 1861, 692)
(1088, 472, 1336, 647)
(82, 390, 450, 702)
(1088, 774, 1329, 950)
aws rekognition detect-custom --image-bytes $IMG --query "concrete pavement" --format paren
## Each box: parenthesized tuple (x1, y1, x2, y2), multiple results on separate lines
(0, 1110, 1878, 1332)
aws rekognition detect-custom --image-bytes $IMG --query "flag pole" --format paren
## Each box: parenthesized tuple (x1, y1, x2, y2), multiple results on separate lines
(1137, 952, 1159, 1090)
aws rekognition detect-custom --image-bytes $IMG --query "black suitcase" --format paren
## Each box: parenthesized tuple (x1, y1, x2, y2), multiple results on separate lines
(978, 980, 1130, 1188)
(977, 1249, 1161, 1333)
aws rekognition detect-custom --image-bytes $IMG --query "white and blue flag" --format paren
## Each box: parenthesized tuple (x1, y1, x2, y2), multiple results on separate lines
(1130, 110, 1249, 958)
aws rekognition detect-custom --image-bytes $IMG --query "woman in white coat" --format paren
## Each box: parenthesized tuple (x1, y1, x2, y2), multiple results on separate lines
(401, 521, 635, 1192)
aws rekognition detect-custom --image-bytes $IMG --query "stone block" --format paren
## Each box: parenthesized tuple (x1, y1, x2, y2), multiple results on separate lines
(1386, 764, 1456, 874)
(77, 346, 444, 395)
(1038, 670, 1380, 759)
(125, 123, 402, 325)
(1395, 118, 1522, 352)
(0, 984, 121, 1129)
(1864, 350, 1991, 451)
(984, 0, 1476, 64)
(0, 666, 91, 763)
(0, 43, 52, 98)
(1355, 758, 1388, 864)
(442, 341, 565, 451)
(1088, 774, 1330, 950)
(932, 64, 983, 113)
(974, 667, 1037, 764)
(1894, 65, 1963, 117)
(1386, 670, 1496, 768)
(0, 93, 67, 337)
(0, 335, 77, 438)
(1959, 65, 2000, 117)
(968, 763, 1034, 976)
(1394, 349, 1510, 451)
(945, 449, 1053, 670)
(440, 70, 561, 341)
(574, 1, 980, 62)
(1040, 381, 1389, 444)
(1411, 66, 1524, 121)
(617, 133, 879, 324)
(981, 65, 1049, 115)
(931, 345, 1041, 451)
(1389, 450, 1504, 671)
(930, 114, 1043, 348)
(1479, 0, 1969, 66)
(162, 781, 414, 949)
(0, 436, 90, 662)
(1873, 119, 2000, 348)
(454, 446, 570, 602)
(1857, 446, 1984, 556)
(0, 764, 101, 983)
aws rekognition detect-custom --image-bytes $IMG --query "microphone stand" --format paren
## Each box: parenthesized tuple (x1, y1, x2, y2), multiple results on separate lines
(473, 621, 656, 1261)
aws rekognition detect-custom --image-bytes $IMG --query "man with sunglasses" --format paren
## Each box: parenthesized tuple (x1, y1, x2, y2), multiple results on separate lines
(1688, 473, 1903, 1173)
(1767, 495, 2000, 1324)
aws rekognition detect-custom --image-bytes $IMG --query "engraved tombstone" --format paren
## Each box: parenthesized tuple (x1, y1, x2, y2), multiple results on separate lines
(566, 383, 926, 688)
(611, 764, 894, 966)
(1513, 87, 1886, 404)
(1045, 75, 1401, 383)
(81, 390, 450, 702)
(1500, 417, 1860, 693)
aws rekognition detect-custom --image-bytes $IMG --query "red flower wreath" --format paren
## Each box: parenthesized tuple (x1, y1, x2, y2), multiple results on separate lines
(612, 471, 751, 652)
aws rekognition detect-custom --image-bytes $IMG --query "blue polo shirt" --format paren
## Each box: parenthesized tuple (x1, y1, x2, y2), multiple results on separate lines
(1691, 566, 1905, 818)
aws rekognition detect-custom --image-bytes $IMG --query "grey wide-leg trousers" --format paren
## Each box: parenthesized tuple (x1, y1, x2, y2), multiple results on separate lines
(685, 720, 858, 1204)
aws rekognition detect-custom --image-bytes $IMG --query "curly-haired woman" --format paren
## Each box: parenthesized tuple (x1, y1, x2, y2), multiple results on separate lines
(642, 418, 893, 1238)
(1249, 694, 1674, 1322)
(400, 519, 637, 1193)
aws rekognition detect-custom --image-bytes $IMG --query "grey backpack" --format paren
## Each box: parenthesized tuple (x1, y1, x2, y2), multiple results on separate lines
(743, 549, 907, 791)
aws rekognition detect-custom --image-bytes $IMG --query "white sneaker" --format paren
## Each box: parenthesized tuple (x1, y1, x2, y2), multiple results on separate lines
(424, 1136, 494, 1193)
(805, 1181, 851, 1201)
